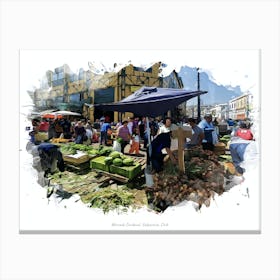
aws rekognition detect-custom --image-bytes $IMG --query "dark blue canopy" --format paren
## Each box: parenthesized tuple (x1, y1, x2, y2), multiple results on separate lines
(94, 86, 207, 117)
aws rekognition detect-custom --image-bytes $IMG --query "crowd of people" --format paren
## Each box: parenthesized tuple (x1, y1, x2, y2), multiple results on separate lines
(29, 113, 255, 175)
(29, 117, 99, 145)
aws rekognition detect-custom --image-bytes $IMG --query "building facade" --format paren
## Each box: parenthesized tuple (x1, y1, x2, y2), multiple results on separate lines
(210, 103, 229, 120)
(229, 92, 253, 120)
(31, 62, 184, 123)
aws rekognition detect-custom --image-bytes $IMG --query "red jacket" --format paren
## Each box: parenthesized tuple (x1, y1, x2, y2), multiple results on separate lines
(236, 128, 253, 140)
(38, 121, 49, 132)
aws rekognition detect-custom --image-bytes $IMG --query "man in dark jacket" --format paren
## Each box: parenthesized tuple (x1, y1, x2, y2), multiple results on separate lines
(37, 143, 65, 176)
(147, 132, 177, 173)
(74, 121, 86, 144)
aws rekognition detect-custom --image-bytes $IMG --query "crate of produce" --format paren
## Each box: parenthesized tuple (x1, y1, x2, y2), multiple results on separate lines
(90, 156, 110, 172)
(109, 163, 142, 180)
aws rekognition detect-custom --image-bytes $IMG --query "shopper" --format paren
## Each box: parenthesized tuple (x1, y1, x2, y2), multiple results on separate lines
(116, 120, 131, 153)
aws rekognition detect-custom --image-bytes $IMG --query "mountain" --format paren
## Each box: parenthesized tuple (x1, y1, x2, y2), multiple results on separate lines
(178, 65, 242, 105)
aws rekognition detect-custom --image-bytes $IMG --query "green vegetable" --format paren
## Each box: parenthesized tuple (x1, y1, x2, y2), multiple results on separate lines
(113, 158, 123, 166)
(220, 135, 231, 140)
(109, 151, 121, 159)
(218, 155, 232, 162)
(89, 187, 135, 214)
(71, 144, 94, 151)
(60, 145, 77, 155)
(122, 158, 134, 166)
(104, 157, 113, 165)
(116, 137, 124, 144)
(97, 146, 113, 156)
(87, 149, 99, 155)
(120, 154, 127, 160)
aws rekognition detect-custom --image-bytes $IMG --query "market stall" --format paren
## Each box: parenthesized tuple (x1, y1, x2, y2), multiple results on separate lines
(29, 87, 242, 214)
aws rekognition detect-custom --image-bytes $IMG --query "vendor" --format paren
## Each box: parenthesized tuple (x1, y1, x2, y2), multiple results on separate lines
(147, 131, 177, 173)
(198, 114, 218, 151)
(185, 118, 204, 148)
(37, 142, 65, 176)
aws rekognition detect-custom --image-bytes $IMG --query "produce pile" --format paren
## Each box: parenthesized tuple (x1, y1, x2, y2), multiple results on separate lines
(219, 134, 231, 145)
(103, 151, 136, 167)
(47, 170, 108, 202)
(48, 171, 147, 213)
(145, 146, 235, 212)
(59, 143, 113, 156)
(42, 143, 241, 214)
(88, 186, 137, 214)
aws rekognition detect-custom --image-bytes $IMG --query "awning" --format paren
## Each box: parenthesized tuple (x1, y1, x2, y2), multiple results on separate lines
(94, 86, 207, 117)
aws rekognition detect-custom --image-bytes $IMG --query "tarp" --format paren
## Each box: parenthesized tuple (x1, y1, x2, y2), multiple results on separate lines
(53, 110, 81, 116)
(94, 86, 207, 117)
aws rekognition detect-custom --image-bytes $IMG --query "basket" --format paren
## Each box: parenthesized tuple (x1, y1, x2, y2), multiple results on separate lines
(214, 142, 226, 155)
(35, 132, 48, 142)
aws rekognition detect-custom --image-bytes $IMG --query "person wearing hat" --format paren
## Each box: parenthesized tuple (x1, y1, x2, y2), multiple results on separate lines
(198, 114, 218, 151)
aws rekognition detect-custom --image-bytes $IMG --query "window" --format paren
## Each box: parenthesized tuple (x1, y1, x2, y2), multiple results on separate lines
(70, 74, 78, 82)
(69, 93, 81, 103)
(58, 72, 64, 79)
(79, 69, 84, 80)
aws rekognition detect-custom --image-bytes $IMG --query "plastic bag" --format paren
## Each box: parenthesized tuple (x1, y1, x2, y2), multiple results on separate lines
(113, 140, 121, 152)
(145, 165, 154, 187)
(212, 131, 219, 144)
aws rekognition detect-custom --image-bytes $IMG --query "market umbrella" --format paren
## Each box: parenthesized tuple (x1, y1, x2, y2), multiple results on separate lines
(53, 110, 81, 116)
(94, 86, 207, 118)
(41, 110, 81, 119)
(95, 86, 207, 164)
(41, 113, 62, 119)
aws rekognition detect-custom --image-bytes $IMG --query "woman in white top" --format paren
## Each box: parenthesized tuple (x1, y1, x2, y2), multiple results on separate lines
(157, 117, 177, 135)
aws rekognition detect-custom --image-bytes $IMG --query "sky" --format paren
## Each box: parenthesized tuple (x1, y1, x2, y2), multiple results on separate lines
(20, 49, 260, 104)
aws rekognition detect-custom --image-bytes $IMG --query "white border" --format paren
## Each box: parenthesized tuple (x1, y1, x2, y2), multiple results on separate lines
(1, 0, 280, 280)
(19, 49, 261, 233)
